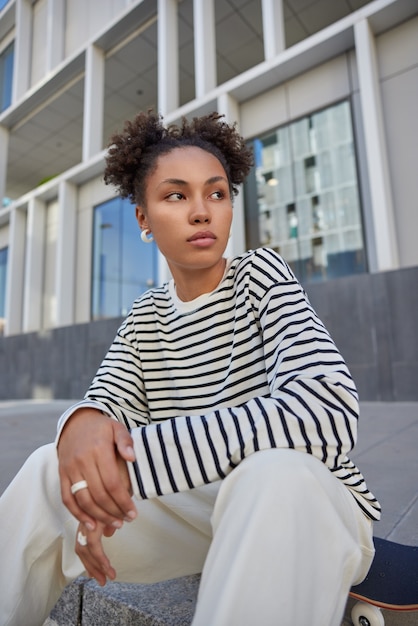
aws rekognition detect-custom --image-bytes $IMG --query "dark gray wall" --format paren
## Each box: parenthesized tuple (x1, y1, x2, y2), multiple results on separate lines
(306, 265, 418, 401)
(0, 317, 124, 401)
(0, 266, 417, 401)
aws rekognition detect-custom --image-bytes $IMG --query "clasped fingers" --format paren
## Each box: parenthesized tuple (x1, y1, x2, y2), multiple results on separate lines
(57, 409, 137, 527)
(75, 523, 116, 586)
(66, 474, 136, 528)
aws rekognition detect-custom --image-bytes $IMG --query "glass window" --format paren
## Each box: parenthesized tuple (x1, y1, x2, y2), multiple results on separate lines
(0, 42, 14, 112)
(0, 246, 8, 320)
(245, 100, 366, 284)
(0, 0, 10, 11)
(92, 197, 158, 320)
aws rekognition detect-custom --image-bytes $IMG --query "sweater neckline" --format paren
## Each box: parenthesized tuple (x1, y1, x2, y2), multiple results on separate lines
(169, 258, 232, 312)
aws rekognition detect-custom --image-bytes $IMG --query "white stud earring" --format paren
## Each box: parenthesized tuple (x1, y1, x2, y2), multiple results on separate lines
(141, 229, 154, 243)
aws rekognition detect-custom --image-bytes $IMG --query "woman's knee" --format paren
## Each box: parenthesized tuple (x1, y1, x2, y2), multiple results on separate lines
(17, 442, 60, 493)
(237, 448, 329, 491)
(26, 442, 58, 470)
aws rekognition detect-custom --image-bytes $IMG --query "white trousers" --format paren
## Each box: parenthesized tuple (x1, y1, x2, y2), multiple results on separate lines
(0, 444, 374, 626)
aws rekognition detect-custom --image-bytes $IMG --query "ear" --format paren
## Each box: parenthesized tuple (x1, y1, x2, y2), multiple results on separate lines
(136, 206, 148, 231)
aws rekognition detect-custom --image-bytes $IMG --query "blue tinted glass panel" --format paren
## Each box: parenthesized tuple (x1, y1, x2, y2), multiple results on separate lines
(92, 198, 121, 319)
(0, 247, 8, 319)
(0, 42, 14, 112)
(92, 197, 157, 320)
(245, 100, 366, 284)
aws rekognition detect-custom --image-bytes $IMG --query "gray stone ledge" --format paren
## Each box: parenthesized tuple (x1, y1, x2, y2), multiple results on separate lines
(48, 575, 200, 626)
(46, 577, 418, 626)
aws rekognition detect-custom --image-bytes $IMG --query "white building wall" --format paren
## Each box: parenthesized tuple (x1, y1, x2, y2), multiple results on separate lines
(55, 180, 77, 327)
(30, 0, 48, 87)
(42, 199, 58, 329)
(65, 0, 129, 58)
(377, 16, 418, 268)
(22, 197, 45, 332)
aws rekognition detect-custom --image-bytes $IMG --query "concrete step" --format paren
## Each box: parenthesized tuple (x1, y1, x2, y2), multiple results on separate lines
(44, 576, 418, 626)
(45, 575, 200, 626)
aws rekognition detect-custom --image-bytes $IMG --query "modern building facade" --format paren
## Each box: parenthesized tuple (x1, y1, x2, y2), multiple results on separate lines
(0, 0, 417, 400)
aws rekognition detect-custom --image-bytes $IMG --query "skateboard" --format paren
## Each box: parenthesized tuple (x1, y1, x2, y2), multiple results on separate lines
(349, 536, 418, 626)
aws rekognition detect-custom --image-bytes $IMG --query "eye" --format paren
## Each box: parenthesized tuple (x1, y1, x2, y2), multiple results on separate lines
(210, 190, 226, 200)
(166, 191, 184, 201)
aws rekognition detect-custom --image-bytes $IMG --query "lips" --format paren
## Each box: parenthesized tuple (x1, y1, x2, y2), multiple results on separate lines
(187, 231, 216, 242)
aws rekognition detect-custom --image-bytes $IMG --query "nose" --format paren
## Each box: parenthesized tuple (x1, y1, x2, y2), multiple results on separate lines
(190, 200, 210, 224)
(193, 214, 210, 224)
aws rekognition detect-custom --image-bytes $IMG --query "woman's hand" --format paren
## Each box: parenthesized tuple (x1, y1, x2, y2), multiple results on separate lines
(75, 521, 118, 586)
(57, 408, 137, 530)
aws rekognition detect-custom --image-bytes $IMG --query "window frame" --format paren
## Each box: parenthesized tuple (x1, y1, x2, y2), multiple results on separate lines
(0, 40, 14, 112)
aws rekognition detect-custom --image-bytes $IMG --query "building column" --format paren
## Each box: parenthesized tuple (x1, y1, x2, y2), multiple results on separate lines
(156, 0, 180, 284)
(354, 19, 399, 271)
(55, 181, 77, 327)
(22, 197, 46, 332)
(46, 0, 65, 72)
(261, 0, 285, 59)
(83, 44, 105, 161)
(194, 0, 216, 98)
(12, 0, 32, 102)
(158, 0, 179, 115)
(0, 126, 9, 207)
(217, 93, 246, 256)
(4, 207, 26, 336)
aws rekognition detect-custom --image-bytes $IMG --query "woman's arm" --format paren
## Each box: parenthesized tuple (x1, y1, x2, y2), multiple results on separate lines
(55, 313, 146, 527)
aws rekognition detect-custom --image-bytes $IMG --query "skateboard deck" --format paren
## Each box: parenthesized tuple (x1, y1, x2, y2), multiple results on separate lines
(349, 536, 418, 626)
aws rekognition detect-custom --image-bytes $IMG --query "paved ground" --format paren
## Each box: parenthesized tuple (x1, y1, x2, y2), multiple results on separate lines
(0, 399, 74, 495)
(1, 398, 417, 544)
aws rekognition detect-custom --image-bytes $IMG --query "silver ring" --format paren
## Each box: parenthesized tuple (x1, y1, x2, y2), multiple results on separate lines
(70, 480, 89, 495)
(77, 531, 88, 546)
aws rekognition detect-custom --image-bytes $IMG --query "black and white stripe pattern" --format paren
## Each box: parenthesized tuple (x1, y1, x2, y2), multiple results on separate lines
(85, 247, 381, 520)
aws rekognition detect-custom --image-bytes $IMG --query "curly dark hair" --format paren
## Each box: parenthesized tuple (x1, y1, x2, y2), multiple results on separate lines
(103, 111, 254, 206)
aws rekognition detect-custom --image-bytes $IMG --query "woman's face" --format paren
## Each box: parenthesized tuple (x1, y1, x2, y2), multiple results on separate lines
(136, 146, 233, 284)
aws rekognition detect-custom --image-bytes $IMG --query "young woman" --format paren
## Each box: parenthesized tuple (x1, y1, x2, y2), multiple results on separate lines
(0, 111, 380, 626)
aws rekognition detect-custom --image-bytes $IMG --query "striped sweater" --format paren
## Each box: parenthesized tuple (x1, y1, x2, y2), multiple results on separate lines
(62, 247, 380, 520)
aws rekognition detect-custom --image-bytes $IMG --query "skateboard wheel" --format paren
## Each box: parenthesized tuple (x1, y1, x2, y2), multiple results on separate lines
(351, 601, 385, 626)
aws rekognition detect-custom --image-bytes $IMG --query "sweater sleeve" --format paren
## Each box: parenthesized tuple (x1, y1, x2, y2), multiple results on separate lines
(128, 258, 361, 503)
